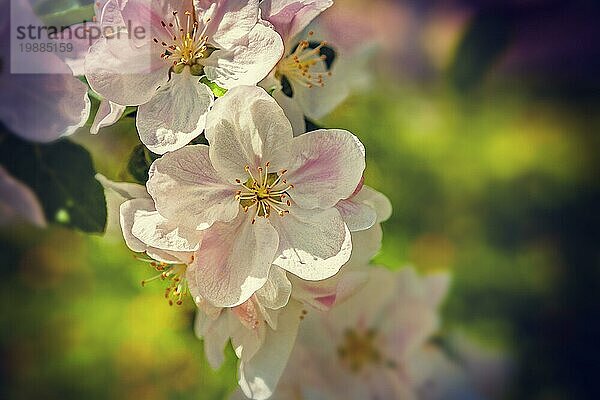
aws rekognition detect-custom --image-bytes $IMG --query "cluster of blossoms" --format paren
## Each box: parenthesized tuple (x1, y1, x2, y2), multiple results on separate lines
(0, 0, 503, 399)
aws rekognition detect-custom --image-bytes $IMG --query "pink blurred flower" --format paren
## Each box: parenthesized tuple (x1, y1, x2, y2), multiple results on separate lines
(266, 266, 451, 400)
(0, 166, 45, 227)
(0, 0, 90, 142)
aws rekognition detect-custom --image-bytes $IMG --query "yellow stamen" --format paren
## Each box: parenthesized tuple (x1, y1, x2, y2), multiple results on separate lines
(235, 162, 293, 222)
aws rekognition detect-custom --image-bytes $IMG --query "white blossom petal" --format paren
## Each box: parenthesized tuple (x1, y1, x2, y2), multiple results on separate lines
(205, 85, 293, 182)
(119, 198, 156, 253)
(290, 268, 368, 311)
(335, 185, 392, 231)
(272, 207, 351, 281)
(147, 145, 239, 229)
(203, 23, 284, 90)
(335, 197, 377, 232)
(137, 71, 214, 154)
(91, 100, 126, 135)
(255, 266, 291, 310)
(260, 0, 333, 41)
(187, 214, 279, 307)
(286, 129, 366, 209)
(272, 89, 306, 136)
(195, 310, 234, 369)
(196, 0, 260, 49)
(346, 224, 383, 267)
(131, 209, 203, 252)
(359, 185, 393, 223)
(85, 36, 168, 106)
(292, 59, 348, 121)
(238, 300, 303, 400)
(96, 174, 149, 201)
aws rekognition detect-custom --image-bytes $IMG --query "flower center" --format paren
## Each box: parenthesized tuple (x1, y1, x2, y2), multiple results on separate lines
(153, 11, 214, 75)
(337, 329, 384, 373)
(140, 259, 189, 306)
(235, 162, 294, 224)
(275, 32, 332, 90)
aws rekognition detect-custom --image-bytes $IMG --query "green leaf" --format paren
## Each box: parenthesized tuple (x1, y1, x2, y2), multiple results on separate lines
(200, 77, 228, 97)
(0, 131, 107, 233)
(127, 144, 160, 184)
(37, 3, 95, 27)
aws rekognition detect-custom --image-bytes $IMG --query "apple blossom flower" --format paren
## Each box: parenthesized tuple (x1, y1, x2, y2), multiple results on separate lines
(145, 85, 366, 307)
(256, 266, 452, 400)
(259, 0, 335, 134)
(0, 166, 45, 227)
(85, 0, 284, 154)
(0, 0, 90, 142)
(260, 0, 375, 135)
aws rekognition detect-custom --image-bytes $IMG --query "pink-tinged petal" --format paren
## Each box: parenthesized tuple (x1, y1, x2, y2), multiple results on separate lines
(119, 198, 156, 252)
(147, 145, 239, 229)
(232, 299, 264, 331)
(137, 71, 214, 154)
(96, 174, 149, 237)
(335, 185, 392, 232)
(196, 0, 260, 49)
(255, 266, 291, 311)
(0, 73, 90, 142)
(187, 214, 279, 307)
(238, 300, 303, 400)
(272, 207, 351, 281)
(205, 86, 293, 182)
(290, 267, 369, 311)
(0, 167, 45, 227)
(131, 209, 203, 252)
(335, 197, 377, 232)
(358, 185, 393, 223)
(91, 100, 126, 134)
(286, 129, 366, 209)
(195, 310, 234, 369)
(96, 174, 150, 201)
(203, 23, 284, 89)
(271, 89, 306, 136)
(85, 36, 168, 106)
(261, 0, 333, 41)
(120, 0, 193, 42)
(231, 314, 267, 362)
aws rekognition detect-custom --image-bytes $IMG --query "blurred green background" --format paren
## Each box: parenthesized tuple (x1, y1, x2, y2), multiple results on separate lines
(2, 0, 600, 399)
